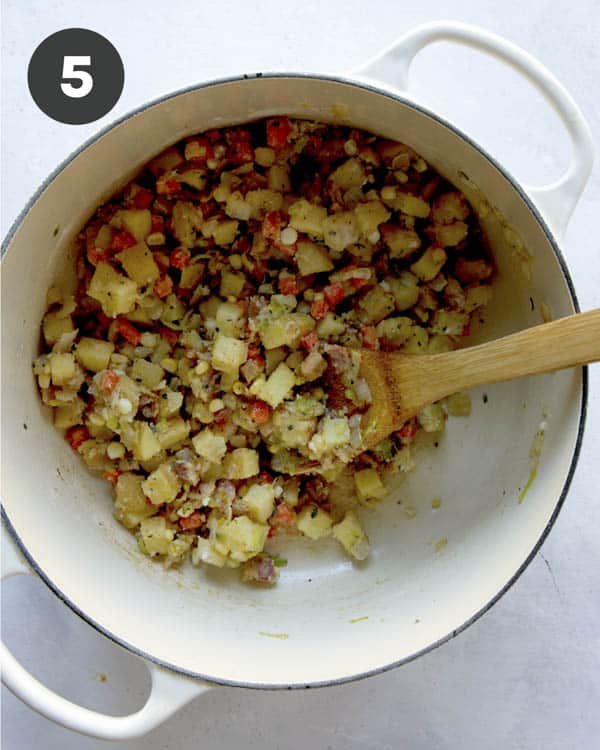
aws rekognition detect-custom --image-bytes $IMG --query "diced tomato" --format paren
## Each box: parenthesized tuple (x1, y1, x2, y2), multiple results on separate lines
(116, 318, 142, 346)
(131, 186, 154, 210)
(179, 511, 204, 532)
(461, 323, 471, 337)
(205, 129, 221, 143)
(266, 117, 293, 150)
(398, 421, 417, 441)
(99, 370, 120, 395)
(159, 326, 179, 347)
(103, 469, 121, 484)
(228, 139, 254, 165)
(261, 211, 281, 243)
(310, 298, 329, 320)
(213, 408, 230, 429)
(349, 275, 369, 290)
(186, 137, 214, 164)
(65, 425, 89, 451)
(87, 246, 110, 265)
(361, 325, 379, 350)
(156, 178, 180, 195)
(273, 503, 295, 526)
(247, 342, 265, 368)
(268, 525, 277, 538)
(170, 248, 191, 269)
(300, 330, 319, 351)
(257, 470, 274, 484)
(248, 259, 268, 283)
(153, 250, 170, 272)
(111, 230, 137, 252)
(279, 275, 299, 295)
(323, 282, 345, 308)
(151, 214, 165, 233)
(153, 274, 173, 299)
(250, 400, 271, 424)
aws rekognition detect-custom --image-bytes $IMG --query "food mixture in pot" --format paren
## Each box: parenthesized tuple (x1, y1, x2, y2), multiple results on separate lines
(33, 117, 494, 584)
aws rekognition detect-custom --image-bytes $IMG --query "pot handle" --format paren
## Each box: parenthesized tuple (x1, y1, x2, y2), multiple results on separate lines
(1, 520, 210, 740)
(353, 21, 595, 238)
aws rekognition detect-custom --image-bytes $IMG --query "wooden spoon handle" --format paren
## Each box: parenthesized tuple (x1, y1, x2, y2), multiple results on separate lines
(410, 308, 600, 405)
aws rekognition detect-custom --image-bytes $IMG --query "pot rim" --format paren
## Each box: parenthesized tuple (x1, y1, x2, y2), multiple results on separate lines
(1, 71, 587, 690)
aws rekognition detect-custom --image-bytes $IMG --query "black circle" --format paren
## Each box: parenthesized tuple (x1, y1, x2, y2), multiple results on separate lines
(28, 28, 124, 125)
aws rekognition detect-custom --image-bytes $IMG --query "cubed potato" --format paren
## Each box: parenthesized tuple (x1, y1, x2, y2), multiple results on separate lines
(322, 211, 359, 253)
(410, 247, 448, 282)
(249, 363, 295, 408)
(54, 397, 85, 429)
(255, 147, 275, 167)
(160, 294, 186, 324)
(43, 311, 75, 347)
(131, 358, 165, 389)
(288, 199, 327, 238)
(446, 392, 471, 417)
(172, 201, 199, 247)
(417, 403, 446, 432)
(380, 224, 421, 259)
(139, 516, 175, 556)
(212, 219, 239, 246)
(454, 258, 494, 284)
(354, 468, 386, 501)
(212, 334, 248, 374)
(179, 260, 205, 290)
(117, 242, 160, 287)
(156, 417, 190, 450)
(295, 241, 334, 276)
(267, 164, 291, 192)
(317, 313, 346, 339)
(265, 346, 288, 375)
(220, 270, 246, 298)
(432, 191, 470, 224)
(132, 421, 162, 461)
(49, 352, 76, 386)
(321, 417, 351, 448)
(142, 463, 181, 505)
(358, 286, 395, 324)
(258, 312, 315, 350)
(179, 169, 207, 191)
(393, 193, 430, 218)
(375, 316, 413, 345)
(241, 483, 276, 523)
(225, 191, 252, 221)
(198, 295, 221, 320)
(216, 302, 246, 337)
(215, 516, 268, 562)
(332, 511, 370, 560)
(387, 273, 420, 311)
(433, 221, 469, 247)
(75, 338, 114, 372)
(192, 428, 227, 463)
(354, 200, 391, 236)
(296, 505, 333, 540)
(431, 310, 469, 335)
(116, 209, 152, 241)
(148, 146, 184, 175)
(224, 448, 260, 480)
(402, 325, 429, 354)
(114, 472, 156, 530)
(246, 189, 283, 218)
(329, 158, 366, 190)
(88, 262, 138, 317)
(464, 284, 493, 313)
(427, 334, 454, 353)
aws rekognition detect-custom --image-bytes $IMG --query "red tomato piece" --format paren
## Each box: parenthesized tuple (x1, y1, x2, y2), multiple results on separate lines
(65, 425, 89, 451)
(186, 137, 214, 164)
(261, 211, 281, 242)
(116, 318, 142, 346)
(361, 325, 379, 350)
(111, 231, 137, 252)
(153, 274, 173, 299)
(159, 327, 179, 347)
(461, 322, 471, 337)
(103, 469, 121, 484)
(156, 178, 180, 195)
(213, 408, 230, 429)
(151, 214, 165, 233)
(250, 400, 271, 424)
(279, 275, 299, 295)
(170, 248, 191, 269)
(300, 330, 319, 351)
(323, 282, 345, 308)
(398, 421, 417, 441)
(87, 246, 109, 265)
(310, 298, 329, 320)
(228, 139, 254, 165)
(132, 187, 154, 210)
(266, 118, 293, 150)
(273, 503, 295, 526)
(99, 370, 120, 395)
(179, 512, 204, 532)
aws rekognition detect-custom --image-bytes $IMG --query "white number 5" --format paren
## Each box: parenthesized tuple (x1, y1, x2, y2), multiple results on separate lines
(60, 56, 93, 98)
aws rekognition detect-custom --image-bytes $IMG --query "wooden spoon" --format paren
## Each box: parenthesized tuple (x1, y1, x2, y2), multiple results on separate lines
(358, 309, 600, 449)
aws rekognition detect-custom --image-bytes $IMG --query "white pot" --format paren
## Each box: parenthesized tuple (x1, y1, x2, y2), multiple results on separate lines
(1, 22, 594, 740)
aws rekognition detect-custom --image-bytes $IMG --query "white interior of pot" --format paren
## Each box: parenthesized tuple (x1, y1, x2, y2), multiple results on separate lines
(1, 76, 582, 686)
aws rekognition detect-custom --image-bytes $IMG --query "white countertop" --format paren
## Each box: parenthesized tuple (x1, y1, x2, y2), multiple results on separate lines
(2, 1, 599, 747)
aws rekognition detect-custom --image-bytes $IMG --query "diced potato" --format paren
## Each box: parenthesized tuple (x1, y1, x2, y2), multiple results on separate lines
(417, 403, 445, 432)
(299, 351, 327, 381)
(354, 200, 391, 236)
(354, 468, 386, 501)
(322, 211, 359, 253)
(114, 472, 156, 529)
(88, 262, 138, 317)
(224, 448, 260, 480)
(333, 511, 370, 560)
(54, 397, 85, 429)
(402, 325, 429, 354)
(432, 221, 469, 247)
(387, 273, 420, 311)
(148, 146, 184, 175)
(132, 421, 162, 461)
(410, 247, 447, 282)
(220, 270, 246, 298)
(446, 392, 471, 417)
(142, 463, 181, 505)
(117, 242, 160, 286)
(329, 158, 366, 190)
(265, 347, 288, 375)
(49, 352, 76, 386)
(455, 258, 494, 284)
(255, 147, 275, 167)
(288, 199, 327, 238)
(321, 417, 350, 447)
(296, 505, 333, 540)
(432, 191, 470, 224)
(216, 302, 245, 337)
(380, 224, 421, 259)
(156, 417, 190, 450)
(358, 286, 395, 324)
(427, 334, 454, 353)
(241, 484, 276, 523)
(393, 192, 430, 218)
(375, 316, 413, 345)
(259, 312, 315, 350)
(179, 169, 207, 190)
(464, 284, 493, 312)
(213, 219, 239, 246)
(249, 363, 295, 408)
(131, 358, 164, 389)
(214, 516, 268, 562)
(43, 312, 74, 346)
(117, 209, 152, 241)
(198, 295, 221, 320)
(267, 164, 291, 192)
(191, 537, 229, 568)
(212, 334, 248, 374)
(139, 516, 175, 556)
(192, 429, 227, 463)
(179, 260, 205, 290)
(431, 310, 469, 335)
(225, 191, 252, 221)
(172, 202, 199, 247)
(246, 189, 283, 218)
(160, 294, 186, 325)
(295, 241, 334, 276)
(75, 338, 114, 372)
(317, 313, 346, 339)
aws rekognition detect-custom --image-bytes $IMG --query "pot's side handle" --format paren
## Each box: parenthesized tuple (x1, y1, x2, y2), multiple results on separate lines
(1, 521, 210, 740)
(353, 21, 595, 239)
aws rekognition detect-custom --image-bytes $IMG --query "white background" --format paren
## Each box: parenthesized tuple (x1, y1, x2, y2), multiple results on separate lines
(1, 0, 599, 747)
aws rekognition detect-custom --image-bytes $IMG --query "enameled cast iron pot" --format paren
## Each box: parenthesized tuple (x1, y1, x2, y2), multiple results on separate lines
(1, 22, 594, 740)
